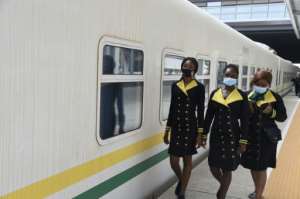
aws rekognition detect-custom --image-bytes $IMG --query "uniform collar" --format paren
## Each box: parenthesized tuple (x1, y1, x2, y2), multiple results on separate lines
(212, 88, 243, 107)
(248, 90, 276, 107)
(176, 79, 198, 96)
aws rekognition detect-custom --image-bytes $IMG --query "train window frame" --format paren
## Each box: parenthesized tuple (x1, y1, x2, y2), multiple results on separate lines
(159, 49, 185, 124)
(96, 37, 145, 145)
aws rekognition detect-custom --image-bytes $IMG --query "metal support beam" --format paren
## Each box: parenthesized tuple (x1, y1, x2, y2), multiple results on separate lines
(285, 0, 300, 39)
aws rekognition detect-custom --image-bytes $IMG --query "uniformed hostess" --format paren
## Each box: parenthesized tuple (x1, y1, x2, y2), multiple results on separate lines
(164, 57, 205, 199)
(201, 64, 249, 199)
(241, 70, 287, 199)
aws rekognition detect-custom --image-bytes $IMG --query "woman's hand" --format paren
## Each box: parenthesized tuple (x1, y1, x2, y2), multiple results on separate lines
(196, 136, 201, 148)
(249, 101, 256, 113)
(196, 135, 206, 148)
(163, 133, 169, 145)
(239, 143, 247, 153)
(263, 103, 273, 115)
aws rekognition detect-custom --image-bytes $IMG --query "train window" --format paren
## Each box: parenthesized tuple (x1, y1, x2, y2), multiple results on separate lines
(242, 66, 248, 76)
(249, 67, 255, 86)
(197, 59, 211, 75)
(164, 55, 183, 76)
(242, 78, 248, 91)
(99, 45, 144, 140)
(217, 61, 227, 87)
(241, 66, 248, 91)
(161, 55, 184, 121)
(102, 45, 143, 75)
(250, 67, 255, 76)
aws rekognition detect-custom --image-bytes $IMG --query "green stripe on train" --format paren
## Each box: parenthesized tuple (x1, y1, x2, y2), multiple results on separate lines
(73, 149, 169, 199)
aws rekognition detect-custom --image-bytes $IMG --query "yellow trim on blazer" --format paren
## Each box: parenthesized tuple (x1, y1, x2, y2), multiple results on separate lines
(271, 109, 277, 118)
(211, 88, 243, 107)
(248, 90, 277, 107)
(176, 79, 198, 96)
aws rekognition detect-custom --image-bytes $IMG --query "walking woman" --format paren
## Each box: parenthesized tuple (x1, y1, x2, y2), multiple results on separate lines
(200, 64, 249, 199)
(163, 57, 205, 199)
(241, 70, 287, 199)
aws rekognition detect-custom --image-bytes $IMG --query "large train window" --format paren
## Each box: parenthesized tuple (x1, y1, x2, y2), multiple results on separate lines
(161, 55, 184, 121)
(249, 67, 255, 88)
(99, 45, 144, 140)
(197, 59, 211, 105)
(217, 61, 227, 87)
(241, 66, 248, 91)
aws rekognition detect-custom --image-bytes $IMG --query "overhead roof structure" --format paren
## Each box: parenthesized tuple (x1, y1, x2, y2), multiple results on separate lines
(285, 0, 300, 38)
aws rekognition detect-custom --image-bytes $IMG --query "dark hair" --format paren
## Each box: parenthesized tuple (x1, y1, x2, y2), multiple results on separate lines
(181, 57, 198, 73)
(251, 70, 272, 86)
(223, 64, 239, 74)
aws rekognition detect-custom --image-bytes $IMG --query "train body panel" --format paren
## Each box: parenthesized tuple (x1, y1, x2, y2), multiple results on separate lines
(0, 0, 298, 198)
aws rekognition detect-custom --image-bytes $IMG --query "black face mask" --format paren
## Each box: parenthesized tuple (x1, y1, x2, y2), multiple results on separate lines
(181, 68, 193, 77)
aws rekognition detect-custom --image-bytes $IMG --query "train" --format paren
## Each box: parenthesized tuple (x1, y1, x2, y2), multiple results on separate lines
(0, 0, 298, 198)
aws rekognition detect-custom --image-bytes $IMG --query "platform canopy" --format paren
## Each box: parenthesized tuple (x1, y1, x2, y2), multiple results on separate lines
(284, 0, 300, 38)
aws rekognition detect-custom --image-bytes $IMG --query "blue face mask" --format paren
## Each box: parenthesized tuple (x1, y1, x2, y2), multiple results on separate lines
(253, 85, 268, 94)
(223, 77, 237, 86)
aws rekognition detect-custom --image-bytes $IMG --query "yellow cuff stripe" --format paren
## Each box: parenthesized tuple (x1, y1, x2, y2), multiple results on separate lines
(239, 139, 248, 144)
(197, 128, 203, 133)
(271, 109, 277, 119)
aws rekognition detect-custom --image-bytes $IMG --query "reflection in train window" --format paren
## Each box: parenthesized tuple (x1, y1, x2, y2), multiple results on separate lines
(276, 70, 279, 86)
(242, 66, 248, 76)
(242, 78, 248, 91)
(100, 45, 144, 140)
(161, 80, 177, 120)
(197, 59, 211, 75)
(241, 66, 248, 91)
(161, 55, 184, 121)
(197, 59, 211, 106)
(217, 61, 227, 87)
(103, 45, 143, 75)
(250, 67, 255, 76)
(199, 79, 210, 105)
(164, 55, 183, 76)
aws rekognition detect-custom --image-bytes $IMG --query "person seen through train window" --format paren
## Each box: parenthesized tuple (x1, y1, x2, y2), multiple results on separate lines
(100, 55, 125, 139)
(163, 57, 205, 199)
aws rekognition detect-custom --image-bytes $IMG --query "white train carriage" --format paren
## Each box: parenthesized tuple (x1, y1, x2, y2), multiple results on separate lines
(0, 0, 298, 198)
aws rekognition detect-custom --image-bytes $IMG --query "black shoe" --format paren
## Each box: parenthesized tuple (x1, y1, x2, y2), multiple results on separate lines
(175, 181, 181, 196)
(177, 194, 185, 199)
(248, 192, 256, 199)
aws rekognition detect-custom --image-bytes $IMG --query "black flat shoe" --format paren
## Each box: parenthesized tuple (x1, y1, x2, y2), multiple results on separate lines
(177, 194, 185, 199)
(175, 181, 181, 196)
(248, 192, 256, 199)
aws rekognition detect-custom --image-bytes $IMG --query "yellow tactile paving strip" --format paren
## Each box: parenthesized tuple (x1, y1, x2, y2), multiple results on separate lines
(264, 105, 300, 199)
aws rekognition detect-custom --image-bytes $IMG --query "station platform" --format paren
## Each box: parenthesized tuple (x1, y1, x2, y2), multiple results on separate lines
(159, 93, 300, 199)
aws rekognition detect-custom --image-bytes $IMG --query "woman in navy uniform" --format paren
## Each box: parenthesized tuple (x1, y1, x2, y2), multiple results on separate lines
(201, 64, 249, 199)
(241, 70, 287, 199)
(164, 57, 205, 199)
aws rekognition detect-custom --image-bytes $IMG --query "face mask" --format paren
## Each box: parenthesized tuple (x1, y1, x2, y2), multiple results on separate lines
(223, 77, 237, 86)
(253, 85, 268, 94)
(181, 68, 193, 77)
